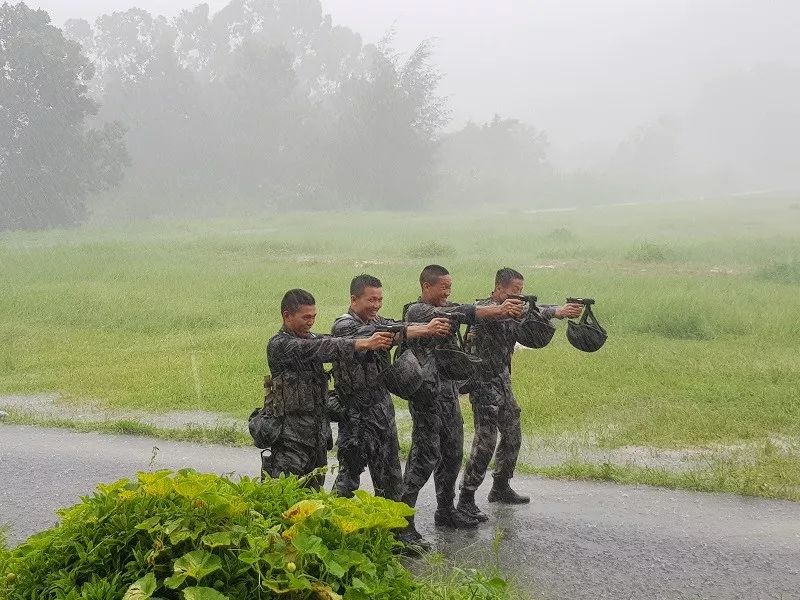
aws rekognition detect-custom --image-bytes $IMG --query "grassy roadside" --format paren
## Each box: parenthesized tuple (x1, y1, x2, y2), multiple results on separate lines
(4, 408, 799, 501)
(2, 196, 799, 500)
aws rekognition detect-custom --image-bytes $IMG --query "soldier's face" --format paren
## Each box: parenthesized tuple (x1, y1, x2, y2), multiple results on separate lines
(496, 278, 524, 301)
(425, 275, 452, 306)
(351, 286, 383, 321)
(283, 304, 317, 337)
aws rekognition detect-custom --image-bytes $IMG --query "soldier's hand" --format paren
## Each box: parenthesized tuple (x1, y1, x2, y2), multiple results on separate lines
(555, 303, 583, 319)
(426, 317, 452, 337)
(499, 298, 525, 318)
(355, 331, 395, 351)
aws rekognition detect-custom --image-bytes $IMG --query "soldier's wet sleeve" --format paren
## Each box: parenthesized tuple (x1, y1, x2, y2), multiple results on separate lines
(537, 305, 558, 320)
(446, 303, 478, 324)
(406, 302, 477, 325)
(331, 318, 376, 361)
(271, 335, 356, 367)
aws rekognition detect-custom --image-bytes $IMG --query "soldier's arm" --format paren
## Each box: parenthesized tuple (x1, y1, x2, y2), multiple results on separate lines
(408, 302, 478, 324)
(270, 334, 357, 367)
(380, 315, 450, 339)
(537, 305, 558, 320)
(331, 317, 376, 359)
(475, 299, 524, 321)
(537, 303, 582, 319)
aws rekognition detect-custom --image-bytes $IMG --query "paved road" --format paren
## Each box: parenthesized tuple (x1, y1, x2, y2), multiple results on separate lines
(2, 425, 798, 599)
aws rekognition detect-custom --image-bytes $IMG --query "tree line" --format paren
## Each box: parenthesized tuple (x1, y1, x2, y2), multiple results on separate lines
(2, 0, 798, 230)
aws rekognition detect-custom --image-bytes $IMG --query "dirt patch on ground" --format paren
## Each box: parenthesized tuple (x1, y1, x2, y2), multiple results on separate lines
(0, 394, 245, 432)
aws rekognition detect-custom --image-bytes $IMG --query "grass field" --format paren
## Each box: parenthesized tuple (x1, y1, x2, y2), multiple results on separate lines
(1, 196, 799, 498)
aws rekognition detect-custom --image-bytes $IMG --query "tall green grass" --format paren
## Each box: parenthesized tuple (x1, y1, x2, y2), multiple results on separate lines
(1, 196, 798, 454)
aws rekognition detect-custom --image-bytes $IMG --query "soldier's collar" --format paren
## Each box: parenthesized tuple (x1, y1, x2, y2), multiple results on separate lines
(279, 327, 316, 339)
(347, 308, 370, 324)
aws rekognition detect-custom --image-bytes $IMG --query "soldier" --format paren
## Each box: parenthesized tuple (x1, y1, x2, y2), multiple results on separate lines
(399, 265, 524, 546)
(330, 274, 451, 502)
(457, 268, 582, 520)
(263, 288, 394, 489)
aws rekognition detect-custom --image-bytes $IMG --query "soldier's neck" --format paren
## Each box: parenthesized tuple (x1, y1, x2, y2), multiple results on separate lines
(349, 307, 372, 322)
(282, 323, 310, 338)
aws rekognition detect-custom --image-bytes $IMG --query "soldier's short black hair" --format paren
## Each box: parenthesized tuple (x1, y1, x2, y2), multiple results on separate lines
(281, 289, 315, 314)
(420, 264, 449, 286)
(496, 267, 524, 286)
(351, 274, 382, 297)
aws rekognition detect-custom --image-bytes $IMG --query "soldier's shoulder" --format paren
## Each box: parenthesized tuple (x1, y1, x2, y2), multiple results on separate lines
(376, 314, 400, 325)
(267, 331, 285, 347)
(331, 314, 358, 336)
(404, 302, 431, 320)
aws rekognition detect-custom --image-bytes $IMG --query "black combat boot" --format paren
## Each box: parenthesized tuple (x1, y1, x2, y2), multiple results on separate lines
(434, 504, 480, 529)
(395, 516, 432, 553)
(456, 489, 489, 522)
(487, 476, 530, 504)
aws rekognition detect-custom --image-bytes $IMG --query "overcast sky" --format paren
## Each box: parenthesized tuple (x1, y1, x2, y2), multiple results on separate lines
(28, 0, 800, 165)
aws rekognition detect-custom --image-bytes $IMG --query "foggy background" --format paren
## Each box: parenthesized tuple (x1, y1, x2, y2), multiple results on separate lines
(3, 0, 800, 229)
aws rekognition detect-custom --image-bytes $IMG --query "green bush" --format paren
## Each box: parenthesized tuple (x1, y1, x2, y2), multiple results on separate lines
(638, 310, 714, 340)
(755, 260, 800, 285)
(624, 242, 669, 263)
(406, 241, 455, 259)
(0, 470, 509, 600)
(544, 227, 575, 242)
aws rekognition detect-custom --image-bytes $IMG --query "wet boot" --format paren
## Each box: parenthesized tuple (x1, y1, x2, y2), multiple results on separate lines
(434, 504, 479, 529)
(456, 489, 489, 522)
(395, 516, 431, 553)
(487, 476, 530, 504)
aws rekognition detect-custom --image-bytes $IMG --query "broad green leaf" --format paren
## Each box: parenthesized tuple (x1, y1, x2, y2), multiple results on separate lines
(235, 550, 260, 565)
(327, 549, 366, 571)
(171, 549, 222, 584)
(123, 573, 157, 600)
(182, 586, 229, 600)
(169, 530, 194, 545)
(282, 499, 325, 523)
(291, 533, 324, 556)
(323, 558, 346, 579)
(201, 532, 234, 549)
(173, 478, 211, 500)
(134, 517, 161, 532)
(137, 471, 173, 496)
(163, 518, 184, 535)
(285, 572, 313, 591)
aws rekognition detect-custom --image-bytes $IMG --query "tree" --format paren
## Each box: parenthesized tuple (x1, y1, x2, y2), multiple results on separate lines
(0, 2, 128, 230)
(323, 39, 449, 210)
(433, 115, 550, 207)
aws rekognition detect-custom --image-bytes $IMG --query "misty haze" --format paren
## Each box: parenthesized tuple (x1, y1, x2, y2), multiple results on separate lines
(1, 2, 799, 600)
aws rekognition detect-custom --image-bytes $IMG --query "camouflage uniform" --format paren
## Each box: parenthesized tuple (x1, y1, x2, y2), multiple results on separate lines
(330, 310, 404, 501)
(263, 329, 356, 489)
(460, 298, 557, 492)
(401, 300, 477, 511)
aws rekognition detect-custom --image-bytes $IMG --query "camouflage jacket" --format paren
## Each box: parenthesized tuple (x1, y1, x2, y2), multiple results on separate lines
(330, 310, 400, 400)
(467, 296, 558, 381)
(266, 328, 355, 446)
(401, 298, 478, 389)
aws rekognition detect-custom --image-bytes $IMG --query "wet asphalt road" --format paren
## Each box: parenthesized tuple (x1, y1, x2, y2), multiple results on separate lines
(1, 424, 798, 600)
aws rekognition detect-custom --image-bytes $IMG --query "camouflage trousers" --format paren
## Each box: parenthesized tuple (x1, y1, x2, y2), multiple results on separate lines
(460, 376, 522, 492)
(333, 395, 403, 501)
(401, 379, 464, 510)
(261, 421, 328, 490)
